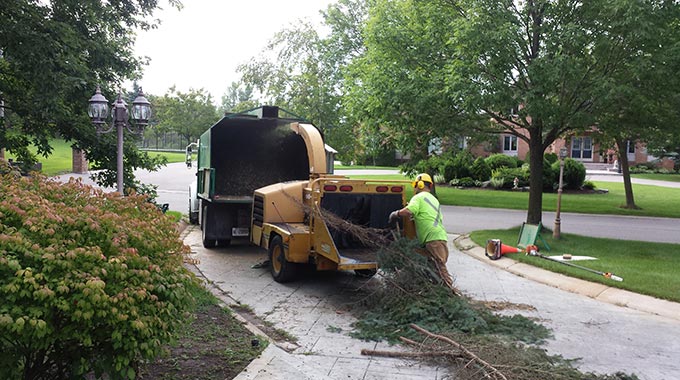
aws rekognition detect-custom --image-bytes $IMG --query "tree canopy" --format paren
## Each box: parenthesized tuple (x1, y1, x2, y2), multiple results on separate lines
(237, 0, 368, 161)
(587, 2, 680, 209)
(153, 87, 218, 146)
(0, 0, 180, 191)
(220, 81, 258, 114)
(348, 0, 680, 223)
(344, 0, 472, 162)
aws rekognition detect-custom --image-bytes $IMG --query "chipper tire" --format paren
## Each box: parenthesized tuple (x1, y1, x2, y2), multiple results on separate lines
(269, 235, 298, 283)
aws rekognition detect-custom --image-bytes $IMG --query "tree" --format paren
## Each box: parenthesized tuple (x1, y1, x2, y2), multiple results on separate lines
(588, 2, 680, 209)
(440, 0, 680, 224)
(0, 0, 180, 190)
(237, 0, 368, 162)
(220, 81, 259, 114)
(153, 87, 218, 146)
(344, 0, 476, 163)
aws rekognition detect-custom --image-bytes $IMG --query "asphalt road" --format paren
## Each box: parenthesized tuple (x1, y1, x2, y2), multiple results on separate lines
(57, 163, 680, 244)
(442, 206, 680, 244)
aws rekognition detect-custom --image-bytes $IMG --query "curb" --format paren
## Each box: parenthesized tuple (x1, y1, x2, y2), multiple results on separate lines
(453, 235, 680, 322)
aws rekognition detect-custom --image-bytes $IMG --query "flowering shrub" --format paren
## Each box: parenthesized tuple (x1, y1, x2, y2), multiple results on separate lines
(0, 160, 198, 380)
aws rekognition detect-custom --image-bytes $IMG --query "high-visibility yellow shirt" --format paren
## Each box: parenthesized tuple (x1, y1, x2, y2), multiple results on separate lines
(406, 191, 447, 245)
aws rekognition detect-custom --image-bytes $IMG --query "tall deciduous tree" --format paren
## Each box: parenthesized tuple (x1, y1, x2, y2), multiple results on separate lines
(220, 81, 258, 114)
(0, 0, 180, 190)
(238, 0, 368, 162)
(154, 87, 218, 145)
(588, 1, 680, 209)
(443, 0, 680, 224)
(345, 0, 474, 163)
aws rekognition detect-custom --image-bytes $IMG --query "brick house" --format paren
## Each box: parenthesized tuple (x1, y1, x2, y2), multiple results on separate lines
(469, 128, 674, 170)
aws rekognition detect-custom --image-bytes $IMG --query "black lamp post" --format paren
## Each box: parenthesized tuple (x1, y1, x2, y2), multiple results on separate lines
(553, 146, 568, 239)
(88, 86, 151, 194)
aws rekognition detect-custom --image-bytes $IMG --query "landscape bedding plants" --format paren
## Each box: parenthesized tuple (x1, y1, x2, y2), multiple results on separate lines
(350, 174, 680, 219)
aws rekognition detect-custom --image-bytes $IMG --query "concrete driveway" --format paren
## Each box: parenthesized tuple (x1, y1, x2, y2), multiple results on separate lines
(184, 229, 445, 380)
(185, 227, 680, 380)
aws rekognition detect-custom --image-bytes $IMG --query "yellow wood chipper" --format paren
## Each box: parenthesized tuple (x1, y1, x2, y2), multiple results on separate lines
(250, 123, 415, 282)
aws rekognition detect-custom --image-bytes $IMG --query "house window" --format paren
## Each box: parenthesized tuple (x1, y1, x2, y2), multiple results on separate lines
(428, 138, 442, 155)
(626, 140, 636, 162)
(571, 136, 593, 160)
(502, 135, 517, 153)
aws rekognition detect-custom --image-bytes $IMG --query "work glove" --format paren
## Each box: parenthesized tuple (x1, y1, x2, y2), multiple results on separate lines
(388, 211, 400, 225)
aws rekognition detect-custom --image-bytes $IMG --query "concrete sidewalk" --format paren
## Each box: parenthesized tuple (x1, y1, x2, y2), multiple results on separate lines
(185, 226, 680, 380)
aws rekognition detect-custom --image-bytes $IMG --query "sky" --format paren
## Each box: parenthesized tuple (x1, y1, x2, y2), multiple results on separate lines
(133, 0, 334, 102)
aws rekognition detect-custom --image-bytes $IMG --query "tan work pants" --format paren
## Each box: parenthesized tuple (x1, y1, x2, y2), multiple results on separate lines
(423, 240, 454, 289)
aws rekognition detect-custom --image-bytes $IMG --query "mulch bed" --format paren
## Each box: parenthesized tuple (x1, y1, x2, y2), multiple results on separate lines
(137, 302, 262, 380)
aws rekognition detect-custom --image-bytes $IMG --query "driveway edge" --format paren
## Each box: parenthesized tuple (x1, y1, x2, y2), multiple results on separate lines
(453, 234, 680, 322)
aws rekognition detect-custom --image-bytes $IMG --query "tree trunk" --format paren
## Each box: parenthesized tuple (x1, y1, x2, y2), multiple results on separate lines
(526, 125, 545, 224)
(615, 138, 639, 209)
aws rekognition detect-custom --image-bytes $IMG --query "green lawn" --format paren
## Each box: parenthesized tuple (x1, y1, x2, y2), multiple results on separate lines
(145, 150, 194, 163)
(470, 228, 680, 303)
(349, 174, 680, 218)
(6, 139, 76, 176)
(5, 139, 193, 176)
(334, 164, 398, 170)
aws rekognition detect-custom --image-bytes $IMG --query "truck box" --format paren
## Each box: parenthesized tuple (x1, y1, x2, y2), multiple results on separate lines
(195, 106, 318, 247)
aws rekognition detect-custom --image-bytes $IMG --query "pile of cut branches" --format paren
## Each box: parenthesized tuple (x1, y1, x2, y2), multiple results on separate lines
(351, 238, 638, 380)
(362, 323, 637, 380)
(292, 194, 636, 379)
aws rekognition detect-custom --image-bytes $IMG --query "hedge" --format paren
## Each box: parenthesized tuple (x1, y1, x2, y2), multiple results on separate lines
(0, 160, 199, 380)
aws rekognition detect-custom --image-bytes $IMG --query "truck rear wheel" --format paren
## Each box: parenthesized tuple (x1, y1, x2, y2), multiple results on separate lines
(201, 206, 216, 248)
(189, 199, 198, 225)
(269, 235, 297, 283)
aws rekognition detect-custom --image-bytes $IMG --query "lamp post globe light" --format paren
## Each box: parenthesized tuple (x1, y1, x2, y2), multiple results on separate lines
(553, 146, 569, 239)
(88, 86, 152, 194)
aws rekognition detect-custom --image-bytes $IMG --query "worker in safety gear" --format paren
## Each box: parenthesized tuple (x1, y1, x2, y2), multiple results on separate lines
(388, 173, 454, 290)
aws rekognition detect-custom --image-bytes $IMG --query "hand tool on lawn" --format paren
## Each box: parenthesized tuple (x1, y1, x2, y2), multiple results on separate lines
(525, 245, 623, 282)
